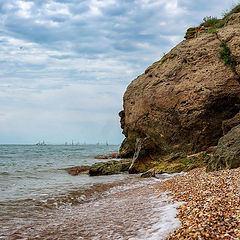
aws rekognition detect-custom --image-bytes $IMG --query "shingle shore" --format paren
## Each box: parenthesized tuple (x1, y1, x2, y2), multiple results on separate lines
(157, 167, 240, 240)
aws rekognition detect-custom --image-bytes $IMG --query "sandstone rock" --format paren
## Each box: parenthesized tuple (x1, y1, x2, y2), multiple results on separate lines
(88, 159, 131, 176)
(222, 111, 240, 134)
(225, 12, 240, 25)
(184, 26, 207, 39)
(207, 124, 240, 172)
(154, 151, 211, 174)
(120, 18, 240, 162)
(166, 152, 187, 162)
(206, 146, 217, 152)
(217, 15, 240, 76)
(128, 137, 156, 174)
(119, 137, 135, 158)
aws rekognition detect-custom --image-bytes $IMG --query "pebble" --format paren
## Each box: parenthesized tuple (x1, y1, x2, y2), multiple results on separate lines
(157, 167, 240, 239)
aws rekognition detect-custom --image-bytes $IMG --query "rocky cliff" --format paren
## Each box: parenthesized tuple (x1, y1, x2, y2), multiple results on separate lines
(119, 13, 240, 172)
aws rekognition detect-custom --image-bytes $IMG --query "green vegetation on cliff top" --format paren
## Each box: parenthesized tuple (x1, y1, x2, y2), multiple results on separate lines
(185, 3, 240, 37)
(201, 3, 240, 29)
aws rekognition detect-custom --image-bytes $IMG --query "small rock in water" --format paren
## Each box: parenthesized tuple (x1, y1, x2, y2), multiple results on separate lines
(95, 152, 119, 159)
(141, 168, 156, 178)
(89, 159, 131, 176)
(64, 166, 90, 176)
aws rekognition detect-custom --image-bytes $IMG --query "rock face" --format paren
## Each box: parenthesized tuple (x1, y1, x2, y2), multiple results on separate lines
(184, 26, 207, 39)
(119, 15, 240, 163)
(128, 137, 156, 173)
(207, 124, 240, 172)
(222, 111, 240, 135)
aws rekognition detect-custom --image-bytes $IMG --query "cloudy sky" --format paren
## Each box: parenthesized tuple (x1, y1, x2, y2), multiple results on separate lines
(0, 0, 237, 144)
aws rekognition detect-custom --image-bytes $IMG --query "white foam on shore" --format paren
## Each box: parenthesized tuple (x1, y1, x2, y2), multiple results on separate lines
(104, 171, 186, 196)
(104, 173, 185, 240)
(128, 191, 184, 240)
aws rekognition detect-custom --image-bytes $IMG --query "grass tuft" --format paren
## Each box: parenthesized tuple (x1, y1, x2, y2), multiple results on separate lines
(160, 54, 168, 65)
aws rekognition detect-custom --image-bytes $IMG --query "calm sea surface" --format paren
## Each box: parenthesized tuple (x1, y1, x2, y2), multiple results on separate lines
(0, 144, 181, 240)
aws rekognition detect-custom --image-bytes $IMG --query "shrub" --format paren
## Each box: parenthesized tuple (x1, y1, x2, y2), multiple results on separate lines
(219, 42, 237, 72)
(214, 20, 225, 28)
(201, 16, 220, 27)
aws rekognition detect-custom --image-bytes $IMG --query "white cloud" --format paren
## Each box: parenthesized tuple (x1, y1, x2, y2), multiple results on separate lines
(0, 0, 236, 143)
(45, 1, 71, 16)
(16, 0, 34, 18)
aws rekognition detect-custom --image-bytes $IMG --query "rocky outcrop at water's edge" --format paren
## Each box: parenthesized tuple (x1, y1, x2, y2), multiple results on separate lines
(89, 159, 131, 176)
(119, 13, 240, 173)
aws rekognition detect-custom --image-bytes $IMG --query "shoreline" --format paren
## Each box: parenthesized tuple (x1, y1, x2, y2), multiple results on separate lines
(3, 145, 239, 240)
(157, 167, 240, 239)
(4, 174, 182, 240)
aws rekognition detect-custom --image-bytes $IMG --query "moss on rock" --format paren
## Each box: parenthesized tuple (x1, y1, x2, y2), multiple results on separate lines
(152, 151, 212, 174)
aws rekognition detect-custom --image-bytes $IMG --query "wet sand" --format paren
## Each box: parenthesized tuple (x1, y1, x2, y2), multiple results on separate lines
(6, 176, 182, 240)
(157, 167, 240, 240)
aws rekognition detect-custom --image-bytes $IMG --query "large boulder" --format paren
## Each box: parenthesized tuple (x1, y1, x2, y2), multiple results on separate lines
(119, 16, 240, 160)
(207, 124, 240, 172)
(88, 159, 131, 176)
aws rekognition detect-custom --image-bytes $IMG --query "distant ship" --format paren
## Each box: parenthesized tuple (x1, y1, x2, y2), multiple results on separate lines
(64, 141, 80, 146)
(36, 141, 46, 146)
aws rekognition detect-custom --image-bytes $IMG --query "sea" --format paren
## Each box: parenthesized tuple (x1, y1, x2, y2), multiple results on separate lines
(0, 144, 182, 240)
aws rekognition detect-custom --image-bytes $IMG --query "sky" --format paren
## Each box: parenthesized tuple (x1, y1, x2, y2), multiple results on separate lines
(0, 0, 237, 144)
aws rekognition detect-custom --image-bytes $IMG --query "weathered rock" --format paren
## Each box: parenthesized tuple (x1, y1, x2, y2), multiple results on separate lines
(206, 146, 217, 152)
(184, 26, 207, 39)
(217, 14, 240, 76)
(120, 17, 240, 161)
(64, 166, 90, 176)
(128, 137, 156, 174)
(154, 151, 211, 174)
(207, 124, 240, 172)
(88, 159, 131, 176)
(225, 12, 240, 26)
(222, 111, 240, 134)
(166, 152, 187, 162)
(119, 137, 136, 158)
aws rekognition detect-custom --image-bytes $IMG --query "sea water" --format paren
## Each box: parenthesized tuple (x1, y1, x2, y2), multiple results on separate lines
(0, 145, 181, 240)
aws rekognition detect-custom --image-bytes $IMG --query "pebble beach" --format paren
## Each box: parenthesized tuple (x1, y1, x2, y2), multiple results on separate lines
(157, 167, 240, 240)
